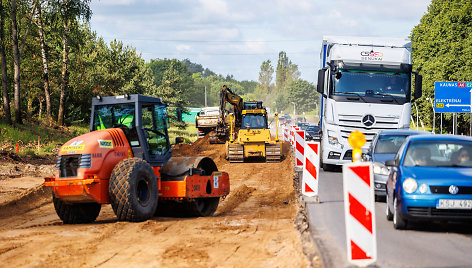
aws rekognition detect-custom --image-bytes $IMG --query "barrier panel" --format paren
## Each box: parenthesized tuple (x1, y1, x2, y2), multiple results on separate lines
(294, 130, 305, 168)
(302, 141, 320, 197)
(343, 162, 376, 266)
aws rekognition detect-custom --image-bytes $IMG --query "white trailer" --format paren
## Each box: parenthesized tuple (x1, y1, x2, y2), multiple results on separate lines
(317, 36, 422, 171)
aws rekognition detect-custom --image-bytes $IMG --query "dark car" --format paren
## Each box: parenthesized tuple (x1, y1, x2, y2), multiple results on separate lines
(367, 129, 431, 200)
(385, 135, 472, 229)
(305, 125, 320, 141)
(297, 122, 309, 130)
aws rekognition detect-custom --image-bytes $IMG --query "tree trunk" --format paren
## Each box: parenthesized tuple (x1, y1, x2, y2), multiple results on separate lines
(0, 0, 11, 125)
(57, 16, 69, 126)
(19, 0, 38, 55)
(11, 0, 21, 124)
(38, 97, 43, 119)
(36, 3, 52, 123)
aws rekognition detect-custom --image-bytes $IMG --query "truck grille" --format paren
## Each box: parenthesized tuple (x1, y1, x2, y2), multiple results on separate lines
(57, 154, 91, 178)
(338, 114, 399, 146)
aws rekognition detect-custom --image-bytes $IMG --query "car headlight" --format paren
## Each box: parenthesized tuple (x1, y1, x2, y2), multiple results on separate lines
(418, 183, 428, 194)
(373, 162, 390, 175)
(403, 178, 418, 194)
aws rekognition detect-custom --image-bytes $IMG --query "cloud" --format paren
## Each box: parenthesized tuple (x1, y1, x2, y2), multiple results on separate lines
(90, 0, 431, 82)
(176, 44, 192, 51)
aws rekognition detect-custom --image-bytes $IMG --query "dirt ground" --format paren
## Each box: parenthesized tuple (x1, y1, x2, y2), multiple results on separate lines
(0, 136, 319, 267)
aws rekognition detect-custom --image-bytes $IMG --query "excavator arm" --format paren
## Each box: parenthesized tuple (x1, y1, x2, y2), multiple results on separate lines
(210, 85, 243, 144)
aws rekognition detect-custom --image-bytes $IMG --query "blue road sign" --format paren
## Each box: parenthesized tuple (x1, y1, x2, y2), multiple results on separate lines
(435, 82, 472, 113)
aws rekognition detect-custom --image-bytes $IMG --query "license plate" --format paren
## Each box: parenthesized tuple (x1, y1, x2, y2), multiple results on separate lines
(437, 199, 472, 209)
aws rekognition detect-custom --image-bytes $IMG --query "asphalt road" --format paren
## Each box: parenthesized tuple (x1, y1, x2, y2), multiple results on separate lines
(306, 169, 472, 268)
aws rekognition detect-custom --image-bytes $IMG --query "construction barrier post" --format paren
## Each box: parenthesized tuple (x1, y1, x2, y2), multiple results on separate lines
(343, 162, 376, 266)
(342, 130, 376, 266)
(284, 127, 289, 142)
(302, 141, 320, 203)
(294, 130, 305, 170)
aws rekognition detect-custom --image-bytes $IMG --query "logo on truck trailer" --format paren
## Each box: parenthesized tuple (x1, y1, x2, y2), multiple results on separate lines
(360, 51, 383, 61)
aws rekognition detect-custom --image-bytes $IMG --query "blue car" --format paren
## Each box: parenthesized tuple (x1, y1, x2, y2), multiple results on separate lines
(368, 129, 431, 200)
(385, 135, 472, 229)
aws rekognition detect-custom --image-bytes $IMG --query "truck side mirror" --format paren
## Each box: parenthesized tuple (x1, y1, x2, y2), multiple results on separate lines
(317, 68, 327, 94)
(413, 73, 423, 100)
(385, 159, 396, 167)
(175, 137, 184, 144)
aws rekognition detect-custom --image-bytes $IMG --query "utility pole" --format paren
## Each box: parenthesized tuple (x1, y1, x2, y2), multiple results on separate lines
(204, 86, 207, 107)
(414, 102, 419, 130)
(426, 98, 435, 133)
(440, 113, 443, 134)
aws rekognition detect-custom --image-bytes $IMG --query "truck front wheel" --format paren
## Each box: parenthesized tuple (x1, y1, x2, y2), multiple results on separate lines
(109, 158, 158, 222)
(53, 194, 101, 224)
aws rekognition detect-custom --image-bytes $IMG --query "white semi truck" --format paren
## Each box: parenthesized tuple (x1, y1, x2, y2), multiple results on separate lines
(316, 36, 422, 171)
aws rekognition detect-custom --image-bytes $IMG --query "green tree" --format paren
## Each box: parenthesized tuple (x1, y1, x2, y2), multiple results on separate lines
(411, 0, 472, 134)
(48, 0, 91, 126)
(275, 51, 300, 93)
(258, 59, 273, 94)
(0, 0, 11, 125)
(286, 80, 318, 114)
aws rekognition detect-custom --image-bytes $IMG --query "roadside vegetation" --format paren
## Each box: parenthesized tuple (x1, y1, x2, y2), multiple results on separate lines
(0, 119, 197, 157)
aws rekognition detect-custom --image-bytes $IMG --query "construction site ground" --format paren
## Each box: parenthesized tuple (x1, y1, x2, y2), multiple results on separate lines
(0, 136, 319, 267)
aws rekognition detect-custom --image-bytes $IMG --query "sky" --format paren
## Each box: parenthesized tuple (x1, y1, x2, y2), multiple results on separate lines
(89, 0, 432, 83)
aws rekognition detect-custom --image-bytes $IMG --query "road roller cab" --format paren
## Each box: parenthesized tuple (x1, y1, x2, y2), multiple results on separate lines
(44, 94, 230, 224)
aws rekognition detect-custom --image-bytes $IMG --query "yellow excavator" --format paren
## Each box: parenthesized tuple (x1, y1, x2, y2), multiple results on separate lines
(210, 85, 282, 163)
(226, 101, 282, 163)
(209, 85, 243, 144)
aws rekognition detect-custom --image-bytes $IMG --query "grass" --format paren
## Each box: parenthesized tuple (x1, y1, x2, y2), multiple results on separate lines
(168, 123, 198, 144)
(0, 120, 89, 156)
(0, 119, 199, 157)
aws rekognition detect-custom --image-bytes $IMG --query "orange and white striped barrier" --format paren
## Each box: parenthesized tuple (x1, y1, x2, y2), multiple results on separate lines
(343, 162, 376, 266)
(290, 126, 295, 147)
(294, 130, 305, 168)
(284, 127, 289, 142)
(302, 141, 320, 197)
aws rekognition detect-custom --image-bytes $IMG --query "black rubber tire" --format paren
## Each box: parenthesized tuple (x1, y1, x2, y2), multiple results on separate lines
(53, 194, 101, 224)
(393, 196, 407, 229)
(385, 195, 393, 221)
(186, 197, 220, 217)
(109, 158, 158, 222)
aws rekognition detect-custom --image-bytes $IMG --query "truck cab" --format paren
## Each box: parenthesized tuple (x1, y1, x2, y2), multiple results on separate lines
(317, 36, 422, 170)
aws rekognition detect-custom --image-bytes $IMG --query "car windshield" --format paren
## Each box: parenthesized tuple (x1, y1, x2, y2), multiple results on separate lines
(403, 140, 472, 167)
(333, 70, 410, 98)
(241, 114, 267, 129)
(306, 126, 318, 132)
(374, 134, 409, 154)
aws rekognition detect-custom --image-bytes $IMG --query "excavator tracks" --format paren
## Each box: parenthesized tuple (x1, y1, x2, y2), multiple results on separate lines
(228, 144, 244, 163)
(266, 144, 282, 162)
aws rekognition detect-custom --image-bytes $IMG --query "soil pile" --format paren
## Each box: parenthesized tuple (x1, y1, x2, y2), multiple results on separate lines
(0, 137, 317, 267)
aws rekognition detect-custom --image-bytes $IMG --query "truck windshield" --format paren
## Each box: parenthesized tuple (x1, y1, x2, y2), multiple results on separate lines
(333, 70, 409, 99)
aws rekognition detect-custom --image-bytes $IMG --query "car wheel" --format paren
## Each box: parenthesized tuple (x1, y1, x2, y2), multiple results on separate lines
(393, 196, 407, 229)
(385, 194, 393, 221)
